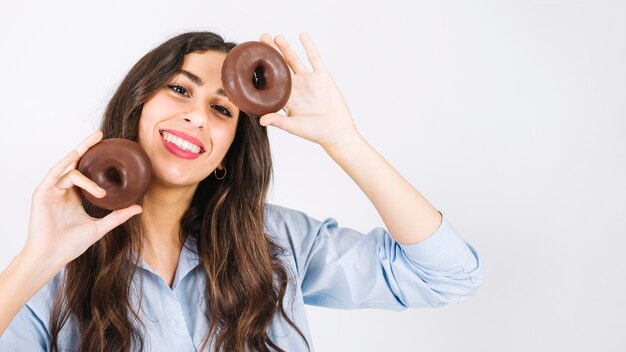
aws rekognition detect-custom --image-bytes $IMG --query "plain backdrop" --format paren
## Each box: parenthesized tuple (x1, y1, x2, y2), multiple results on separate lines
(1, 0, 625, 351)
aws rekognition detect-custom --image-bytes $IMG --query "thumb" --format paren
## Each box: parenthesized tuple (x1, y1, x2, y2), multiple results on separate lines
(94, 205, 143, 239)
(259, 113, 298, 133)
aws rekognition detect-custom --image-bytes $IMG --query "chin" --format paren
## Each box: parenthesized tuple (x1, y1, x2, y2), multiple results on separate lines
(152, 169, 202, 188)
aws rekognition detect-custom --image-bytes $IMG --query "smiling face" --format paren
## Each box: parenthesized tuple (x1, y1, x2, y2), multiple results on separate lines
(138, 50, 240, 188)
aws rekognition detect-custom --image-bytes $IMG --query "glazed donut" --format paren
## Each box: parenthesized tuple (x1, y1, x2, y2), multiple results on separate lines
(78, 138, 152, 210)
(221, 41, 291, 117)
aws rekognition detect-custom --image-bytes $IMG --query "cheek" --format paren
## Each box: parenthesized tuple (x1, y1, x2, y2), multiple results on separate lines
(137, 118, 148, 143)
(212, 123, 238, 155)
(137, 95, 176, 144)
(138, 102, 157, 141)
(141, 92, 179, 124)
(137, 116, 157, 154)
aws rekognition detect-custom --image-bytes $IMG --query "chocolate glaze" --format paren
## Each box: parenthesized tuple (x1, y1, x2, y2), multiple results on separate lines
(78, 138, 152, 210)
(221, 41, 292, 117)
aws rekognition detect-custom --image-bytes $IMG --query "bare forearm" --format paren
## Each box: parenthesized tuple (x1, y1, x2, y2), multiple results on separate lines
(323, 130, 442, 245)
(0, 251, 61, 336)
(258, 34, 444, 244)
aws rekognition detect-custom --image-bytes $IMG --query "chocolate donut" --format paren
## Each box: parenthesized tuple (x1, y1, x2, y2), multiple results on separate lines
(78, 138, 152, 210)
(221, 41, 291, 117)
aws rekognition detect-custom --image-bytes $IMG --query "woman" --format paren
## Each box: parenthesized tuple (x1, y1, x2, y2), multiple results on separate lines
(0, 31, 484, 351)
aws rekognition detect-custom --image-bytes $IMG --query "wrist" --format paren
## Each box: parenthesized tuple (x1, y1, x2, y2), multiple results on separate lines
(0, 250, 61, 333)
(17, 247, 65, 280)
(322, 129, 366, 158)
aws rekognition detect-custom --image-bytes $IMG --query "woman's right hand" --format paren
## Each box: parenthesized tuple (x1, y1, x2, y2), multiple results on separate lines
(21, 130, 142, 270)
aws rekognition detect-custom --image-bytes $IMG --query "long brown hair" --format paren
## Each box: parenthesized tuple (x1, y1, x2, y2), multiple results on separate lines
(50, 32, 309, 352)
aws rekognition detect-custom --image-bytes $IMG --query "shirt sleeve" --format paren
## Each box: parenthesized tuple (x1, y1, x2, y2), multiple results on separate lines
(0, 303, 50, 351)
(264, 204, 484, 310)
(0, 270, 63, 351)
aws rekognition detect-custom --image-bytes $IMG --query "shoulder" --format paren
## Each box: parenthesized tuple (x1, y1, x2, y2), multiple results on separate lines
(263, 203, 328, 244)
(263, 203, 324, 273)
(264, 203, 303, 244)
(264, 203, 314, 231)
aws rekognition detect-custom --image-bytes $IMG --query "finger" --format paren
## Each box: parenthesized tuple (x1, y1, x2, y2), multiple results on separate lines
(260, 34, 283, 59)
(55, 169, 106, 198)
(74, 130, 104, 157)
(274, 35, 309, 74)
(39, 151, 81, 190)
(94, 205, 143, 239)
(259, 113, 298, 133)
(260, 33, 292, 72)
(62, 130, 104, 176)
(299, 32, 326, 72)
(260, 33, 277, 49)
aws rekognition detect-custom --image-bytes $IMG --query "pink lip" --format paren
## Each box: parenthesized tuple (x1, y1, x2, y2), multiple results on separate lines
(159, 129, 206, 160)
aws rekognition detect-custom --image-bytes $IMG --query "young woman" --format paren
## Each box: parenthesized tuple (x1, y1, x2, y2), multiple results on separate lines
(0, 31, 484, 351)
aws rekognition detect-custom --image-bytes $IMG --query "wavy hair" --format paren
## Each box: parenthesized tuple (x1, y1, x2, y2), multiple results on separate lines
(49, 31, 309, 352)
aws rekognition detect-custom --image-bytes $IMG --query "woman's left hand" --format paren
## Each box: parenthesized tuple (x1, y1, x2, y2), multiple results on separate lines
(259, 33, 359, 149)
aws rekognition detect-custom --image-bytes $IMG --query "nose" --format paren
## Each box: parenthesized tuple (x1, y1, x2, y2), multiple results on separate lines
(181, 104, 211, 130)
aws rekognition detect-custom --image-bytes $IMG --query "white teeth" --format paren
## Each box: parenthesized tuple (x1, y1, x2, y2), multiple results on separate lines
(161, 131, 202, 153)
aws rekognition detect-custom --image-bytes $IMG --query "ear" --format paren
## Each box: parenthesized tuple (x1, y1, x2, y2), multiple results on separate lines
(216, 162, 224, 171)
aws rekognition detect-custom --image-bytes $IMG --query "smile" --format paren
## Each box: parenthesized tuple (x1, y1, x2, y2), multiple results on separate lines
(159, 129, 206, 160)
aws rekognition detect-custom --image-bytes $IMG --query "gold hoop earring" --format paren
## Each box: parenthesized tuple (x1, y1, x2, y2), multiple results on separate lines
(214, 167, 227, 180)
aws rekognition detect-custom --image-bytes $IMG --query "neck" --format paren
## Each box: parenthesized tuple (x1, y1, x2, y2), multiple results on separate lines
(140, 182, 198, 257)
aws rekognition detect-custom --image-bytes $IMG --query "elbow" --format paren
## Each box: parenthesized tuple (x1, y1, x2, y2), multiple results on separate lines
(452, 263, 485, 304)
(429, 260, 485, 307)
(392, 233, 486, 308)
(404, 257, 485, 309)
(439, 241, 485, 306)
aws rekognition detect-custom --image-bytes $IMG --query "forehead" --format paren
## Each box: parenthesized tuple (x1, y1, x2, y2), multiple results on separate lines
(180, 51, 227, 84)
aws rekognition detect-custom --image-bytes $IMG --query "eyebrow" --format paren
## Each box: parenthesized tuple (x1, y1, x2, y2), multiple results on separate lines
(176, 69, 227, 97)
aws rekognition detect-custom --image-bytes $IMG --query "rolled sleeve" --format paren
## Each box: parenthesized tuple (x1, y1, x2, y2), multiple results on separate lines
(265, 204, 484, 311)
(0, 305, 49, 351)
(393, 213, 484, 306)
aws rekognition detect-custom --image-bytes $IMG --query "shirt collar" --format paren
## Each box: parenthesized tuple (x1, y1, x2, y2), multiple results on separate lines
(129, 234, 201, 290)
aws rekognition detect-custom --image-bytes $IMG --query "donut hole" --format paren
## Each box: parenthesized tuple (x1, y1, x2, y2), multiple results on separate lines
(105, 167, 124, 187)
(252, 66, 267, 90)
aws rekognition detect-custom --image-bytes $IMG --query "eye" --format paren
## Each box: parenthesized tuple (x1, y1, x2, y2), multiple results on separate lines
(167, 83, 189, 97)
(212, 105, 234, 118)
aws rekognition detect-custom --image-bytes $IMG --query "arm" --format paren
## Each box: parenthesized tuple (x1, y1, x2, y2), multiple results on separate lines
(322, 133, 442, 244)
(0, 252, 61, 336)
(260, 33, 483, 309)
(259, 33, 441, 245)
(265, 204, 482, 309)
(0, 131, 141, 337)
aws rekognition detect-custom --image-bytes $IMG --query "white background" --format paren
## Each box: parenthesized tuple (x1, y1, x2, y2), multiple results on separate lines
(1, 0, 625, 351)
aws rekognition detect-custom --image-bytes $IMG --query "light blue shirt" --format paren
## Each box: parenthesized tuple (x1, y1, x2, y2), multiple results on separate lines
(0, 204, 484, 351)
